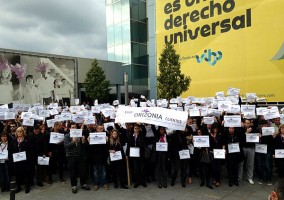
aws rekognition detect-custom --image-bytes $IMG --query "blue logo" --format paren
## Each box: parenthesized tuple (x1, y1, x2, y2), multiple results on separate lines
(196, 49, 222, 66)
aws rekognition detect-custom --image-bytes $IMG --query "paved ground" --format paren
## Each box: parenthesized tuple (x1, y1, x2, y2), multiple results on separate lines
(1, 175, 273, 200)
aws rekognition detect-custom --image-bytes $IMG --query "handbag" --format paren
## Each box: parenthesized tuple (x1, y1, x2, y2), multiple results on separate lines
(200, 150, 213, 164)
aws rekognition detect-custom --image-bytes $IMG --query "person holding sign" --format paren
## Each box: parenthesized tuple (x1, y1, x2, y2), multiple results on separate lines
(64, 123, 90, 194)
(195, 129, 213, 189)
(47, 122, 66, 184)
(0, 132, 9, 192)
(221, 127, 242, 187)
(273, 124, 284, 178)
(209, 123, 222, 187)
(28, 126, 47, 187)
(88, 123, 109, 191)
(108, 129, 128, 189)
(126, 124, 147, 188)
(238, 119, 257, 184)
(169, 129, 189, 188)
(255, 120, 273, 185)
(9, 127, 31, 193)
(152, 126, 168, 189)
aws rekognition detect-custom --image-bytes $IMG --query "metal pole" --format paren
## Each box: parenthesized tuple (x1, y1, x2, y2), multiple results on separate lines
(124, 73, 128, 105)
(10, 181, 16, 200)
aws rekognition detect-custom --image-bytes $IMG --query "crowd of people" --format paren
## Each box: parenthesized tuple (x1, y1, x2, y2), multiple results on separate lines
(0, 100, 283, 196)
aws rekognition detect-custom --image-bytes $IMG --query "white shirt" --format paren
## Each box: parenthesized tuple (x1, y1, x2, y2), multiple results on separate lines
(0, 142, 8, 163)
(35, 75, 54, 98)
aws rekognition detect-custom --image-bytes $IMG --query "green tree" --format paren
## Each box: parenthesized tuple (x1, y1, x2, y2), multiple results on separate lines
(84, 59, 111, 103)
(157, 43, 191, 101)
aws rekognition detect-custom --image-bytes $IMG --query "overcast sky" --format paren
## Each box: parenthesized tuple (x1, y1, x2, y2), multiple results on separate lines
(0, 0, 107, 60)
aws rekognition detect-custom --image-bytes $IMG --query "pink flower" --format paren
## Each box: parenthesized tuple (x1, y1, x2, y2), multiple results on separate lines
(10, 63, 27, 80)
(0, 57, 9, 72)
(35, 62, 48, 72)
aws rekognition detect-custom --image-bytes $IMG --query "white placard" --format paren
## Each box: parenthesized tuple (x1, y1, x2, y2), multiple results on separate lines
(0, 150, 8, 160)
(104, 122, 115, 131)
(54, 115, 63, 122)
(61, 113, 72, 121)
(38, 110, 50, 118)
(246, 93, 256, 100)
(49, 132, 64, 144)
(256, 107, 267, 116)
(156, 142, 168, 152)
(130, 147, 140, 157)
(37, 156, 50, 165)
(179, 150, 190, 159)
(49, 103, 58, 109)
(275, 150, 284, 158)
(203, 117, 214, 125)
(193, 136, 210, 148)
(49, 109, 59, 116)
(246, 133, 259, 143)
(72, 114, 84, 123)
(91, 106, 100, 114)
(70, 129, 82, 138)
(21, 112, 33, 119)
(243, 112, 256, 119)
(115, 107, 188, 131)
(22, 118, 35, 126)
(213, 149, 225, 159)
(218, 101, 232, 112)
(189, 109, 200, 117)
(241, 105, 256, 113)
(207, 109, 221, 117)
(255, 144, 267, 154)
(70, 106, 81, 113)
(262, 127, 274, 136)
(228, 143, 240, 153)
(110, 151, 123, 161)
(224, 115, 241, 127)
(89, 132, 106, 145)
(216, 91, 224, 98)
(13, 151, 27, 162)
(263, 109, 280, 120)
(228, 105, 240, 114)
(84, 117, 96, 125)
(200, 107, 208, 116)
(4, 112, 15, 120)
(227, 87, 240, 96)
(46, 119, 56, 128)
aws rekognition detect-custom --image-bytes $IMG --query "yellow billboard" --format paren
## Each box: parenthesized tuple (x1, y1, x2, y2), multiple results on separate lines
(156, 0, 284, 102)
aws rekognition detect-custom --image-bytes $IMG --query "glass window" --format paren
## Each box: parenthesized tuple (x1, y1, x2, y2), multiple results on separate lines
(132, 64, 148, 85)
(106, 0, 113, 5)
(122, 43, 131, 64)
(139, 44, 148, 65)
(131, 21, 147, 43)
(107, 26, 115, 47)
(113, 1, 122, 24)
(107, 47, 115, 61)
(121, 0, 130, 21)
(139, 0, 146, 22)
(122, 21, 130, 43)
(114, 24, 122, 45)
(115, 45, 123, 62)
(130, 0, 139, 21)
(131, 43, 140, 64)
(106, 4, 114, 27)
